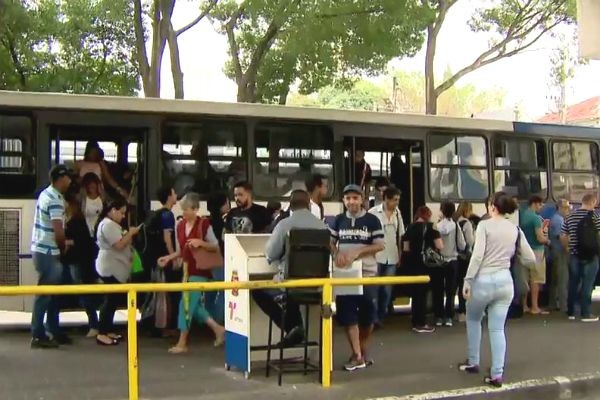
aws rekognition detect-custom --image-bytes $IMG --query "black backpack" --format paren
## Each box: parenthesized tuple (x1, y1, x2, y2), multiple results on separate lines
(576, 211, 600, 261)
(134, 207, 169, 271)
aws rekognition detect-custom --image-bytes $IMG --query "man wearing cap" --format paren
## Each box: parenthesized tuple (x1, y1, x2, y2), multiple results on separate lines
(30, 165, 73, 348)
(330, 184, 385, 371)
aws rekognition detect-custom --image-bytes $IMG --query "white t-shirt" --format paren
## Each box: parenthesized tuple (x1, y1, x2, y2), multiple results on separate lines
(84, 196, 103, 235)
(310, 200, 323, 220)
(96, 218, 132, 283)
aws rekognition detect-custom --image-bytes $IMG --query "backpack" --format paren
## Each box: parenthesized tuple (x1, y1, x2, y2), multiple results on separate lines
(456, 220, 471, 261)
(134, 207, 169, 271)
(576, 211, 600, 261)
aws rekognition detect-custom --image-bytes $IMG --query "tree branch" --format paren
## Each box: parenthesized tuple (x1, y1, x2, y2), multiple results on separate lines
(4, 32, 27, 89)
(133, 0, 150, 83)
(224, 2, 246, 84)
(176, 0, 219, 37)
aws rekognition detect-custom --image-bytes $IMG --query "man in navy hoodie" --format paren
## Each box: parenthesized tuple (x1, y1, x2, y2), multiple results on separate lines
(330, 184, 385, 371)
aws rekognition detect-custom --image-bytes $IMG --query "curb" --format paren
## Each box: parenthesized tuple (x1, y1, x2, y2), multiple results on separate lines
(369, 371, 600, 400)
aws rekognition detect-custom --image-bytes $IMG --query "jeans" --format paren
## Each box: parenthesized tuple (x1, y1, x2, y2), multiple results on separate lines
(98, 276, 125, 335)
(252, 289, 302, 334)
(376, 263, 396, 323)
(31, 252, 63, 339)
(431, 260, 458, 319)
(567, 255, 599, 318)
(403, 265, 428, 327)
(68, 265, 100, 330)
(549, 248, 568, 312)
(466, 269, 513, 379)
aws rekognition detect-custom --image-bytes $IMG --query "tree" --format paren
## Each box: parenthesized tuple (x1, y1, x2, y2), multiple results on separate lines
(213, 0, 431, 103)
(422, 0, 575, 114)
(133, 0, 218, 98)
(0, 0, 139, 95)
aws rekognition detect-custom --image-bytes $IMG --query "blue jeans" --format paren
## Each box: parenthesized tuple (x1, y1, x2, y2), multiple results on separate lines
(567, 255, 599, 318)
(466, 269, 513, 379)
(31, 252, 63, 339)
(68, 265, 100, 330)
(376, 263, 396, 323)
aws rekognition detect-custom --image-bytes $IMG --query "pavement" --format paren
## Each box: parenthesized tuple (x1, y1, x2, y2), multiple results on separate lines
(2, 307, 600, 400)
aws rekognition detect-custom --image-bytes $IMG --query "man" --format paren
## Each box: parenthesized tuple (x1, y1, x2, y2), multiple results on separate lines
(255, 190, 328, 346)
(30, 165, 72, 348)
(519, 195, 549, 314)
(331, 184, 385, 371)
(549, 199, 570, 312)
(560, 193, 600, 322)
(305, 174, 328, 220)
(225, 181, 271, 234)
(368, 186, 404, 327)
(371, 177, 390, 208)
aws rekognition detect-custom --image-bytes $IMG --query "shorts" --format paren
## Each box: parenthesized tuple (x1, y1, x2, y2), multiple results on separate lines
(528, 249, 546, 284)
(335, 286, 377, 327)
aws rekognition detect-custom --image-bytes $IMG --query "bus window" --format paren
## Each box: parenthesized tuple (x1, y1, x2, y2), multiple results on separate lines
(0, 115, 35, 197)
(253, 124, 333, 199)
(429, 133, 488, 200)
(552, 141, 599, 202)
(162, 121, 246, 197)
(493, 138, 547, 199)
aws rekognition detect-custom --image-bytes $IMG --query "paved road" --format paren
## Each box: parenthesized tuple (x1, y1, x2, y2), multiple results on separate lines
(2, 307, 600, 400)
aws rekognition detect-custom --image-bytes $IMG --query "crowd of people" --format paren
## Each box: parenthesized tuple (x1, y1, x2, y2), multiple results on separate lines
(28, 158, 600, 388)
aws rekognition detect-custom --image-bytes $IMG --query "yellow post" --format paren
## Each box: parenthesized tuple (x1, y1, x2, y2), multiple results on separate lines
(321, 282, 333, 388)
(127, 290, 139, 400)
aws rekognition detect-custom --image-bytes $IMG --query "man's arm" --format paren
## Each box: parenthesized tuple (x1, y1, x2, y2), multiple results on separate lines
(51, 220, 66, 252)
(265, 222, 286, 263)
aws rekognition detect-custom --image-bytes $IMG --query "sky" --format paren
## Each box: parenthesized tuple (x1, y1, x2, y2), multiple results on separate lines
(156, 1, 600, 121)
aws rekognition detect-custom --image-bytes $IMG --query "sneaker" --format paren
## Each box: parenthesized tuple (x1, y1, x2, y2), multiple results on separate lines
(444, 318, 453, 327)
(344, 356, 366, 371)
(412, 325, 435, 333)
(484, 376, 503, 388)
(568, 315, 576, 321)
(458, 313, 466, 323)
(435, 318, 443, 327)
(51, 333, 73, 345)
(581, 315, 599, 322)
(458, 360, 480, 374)
(31, 337, 59, 349)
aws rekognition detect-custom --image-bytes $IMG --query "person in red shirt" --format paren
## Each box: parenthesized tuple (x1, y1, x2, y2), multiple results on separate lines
(158, 192, 225, 354)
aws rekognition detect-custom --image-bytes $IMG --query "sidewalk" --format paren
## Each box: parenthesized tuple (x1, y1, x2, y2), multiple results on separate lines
(1, 307, 600, 400)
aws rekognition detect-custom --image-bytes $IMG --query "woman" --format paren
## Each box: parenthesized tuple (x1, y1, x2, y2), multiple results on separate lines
(81, 172, 104, 236)
(402, 206, 443, 333)
(63, 195, 100, 337)
(158, 192, 225, 354)
(455, 201, 476, 322)
(75, 141, 128, 198)
(95, 197, 140, 345)
(458, 192, 535, 387)
(206, 192, 230, 324)
(433, 201, 466, 327)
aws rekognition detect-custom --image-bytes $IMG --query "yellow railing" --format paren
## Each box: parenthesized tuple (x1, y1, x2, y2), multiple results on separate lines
(0, 276, 429, 399)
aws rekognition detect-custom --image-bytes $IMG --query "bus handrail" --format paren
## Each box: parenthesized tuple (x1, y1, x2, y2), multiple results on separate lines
(0, 275, 430, 399)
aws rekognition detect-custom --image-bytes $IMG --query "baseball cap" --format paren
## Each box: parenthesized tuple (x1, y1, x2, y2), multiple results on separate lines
(49, 164, 74, 182)
(343, 184, 363, 195)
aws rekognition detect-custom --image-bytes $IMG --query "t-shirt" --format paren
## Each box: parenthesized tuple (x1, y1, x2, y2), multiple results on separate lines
(226, 203, 271, 234)
(31, 185, 64, 255)
(561, 208, 600, 255)
(329, 210, 384, 277)
(403, 222, 441, 269)
(160, 208, 176, 256)
(519, 209, 544, 250)
(96, 218, 132, 283)
(84, 196, 103, 236)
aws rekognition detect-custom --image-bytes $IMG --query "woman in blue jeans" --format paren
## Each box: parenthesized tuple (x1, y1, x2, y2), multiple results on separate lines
(459, 192, 535, 387)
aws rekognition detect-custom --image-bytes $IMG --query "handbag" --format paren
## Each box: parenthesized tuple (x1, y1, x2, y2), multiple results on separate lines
(421, 223, 445, 268)
(190, 218, 224, 270)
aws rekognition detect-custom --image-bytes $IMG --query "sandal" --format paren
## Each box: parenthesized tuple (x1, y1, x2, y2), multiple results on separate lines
(168, 346, 188, 354)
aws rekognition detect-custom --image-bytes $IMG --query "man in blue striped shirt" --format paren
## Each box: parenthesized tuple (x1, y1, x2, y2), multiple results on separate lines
(30, 165, 72, 348)
(330, 184, 385, 371)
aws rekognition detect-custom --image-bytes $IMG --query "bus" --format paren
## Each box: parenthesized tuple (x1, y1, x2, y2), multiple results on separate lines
(1, 91, 599, 311)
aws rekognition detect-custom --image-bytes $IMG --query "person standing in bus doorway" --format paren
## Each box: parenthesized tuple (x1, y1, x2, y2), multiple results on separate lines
(225, 181, 271, 234)
(455, 202, 476, 323)
(80, 173, 103, 236)
(549, 199, 570, 312)
(371, 177, 390, 208)
(331, 184, 385, 371)
(30, 165, 73, 349)
(519, 195, 550, 314)
(306, 174, 328, 220)
(368, 186, 404, 328)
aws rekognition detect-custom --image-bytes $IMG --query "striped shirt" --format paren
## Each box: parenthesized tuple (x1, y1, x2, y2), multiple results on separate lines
(31, 185, 64, 255)
(560, 208, 600, 255)
(329, 210, 384, 277)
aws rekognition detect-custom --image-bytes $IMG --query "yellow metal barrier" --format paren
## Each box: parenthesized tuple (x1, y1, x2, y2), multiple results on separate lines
(0, 276, 429, 399)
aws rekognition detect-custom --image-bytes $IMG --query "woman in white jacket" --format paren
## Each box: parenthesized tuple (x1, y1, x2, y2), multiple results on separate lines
(458, 192, 535, 388)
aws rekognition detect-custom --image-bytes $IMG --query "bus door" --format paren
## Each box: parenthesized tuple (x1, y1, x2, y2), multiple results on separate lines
(343, 136, 423, 224)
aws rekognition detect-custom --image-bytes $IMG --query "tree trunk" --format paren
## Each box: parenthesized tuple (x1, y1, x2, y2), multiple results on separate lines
(425, 24, 438, 115)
